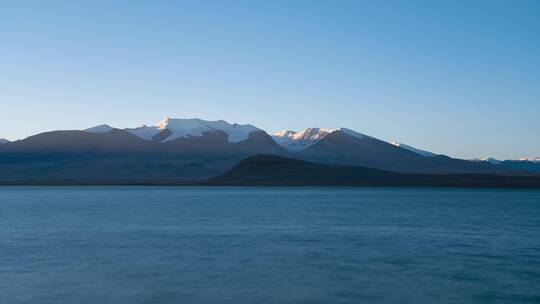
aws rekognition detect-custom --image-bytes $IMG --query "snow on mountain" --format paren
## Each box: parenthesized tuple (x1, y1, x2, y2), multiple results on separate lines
(158, 118, 260, 143)
(480, 157, 502, 164)
(517, 156, 540, 162)
(126, 125, 162, 140)
(473, 157, 539, 164)
(0, 138, 10, 144)
(391, 142, 436, 157)
(272, 127, 365, 151)
(84, 124, 114, 134)
(288, 128, 335, 142)
(125, 118, 261, 143)
(272, 128, 334, 151)
(273, 130, 296, 138)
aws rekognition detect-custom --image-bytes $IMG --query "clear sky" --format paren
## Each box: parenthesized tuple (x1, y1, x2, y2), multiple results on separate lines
(1, 0, 539, 159)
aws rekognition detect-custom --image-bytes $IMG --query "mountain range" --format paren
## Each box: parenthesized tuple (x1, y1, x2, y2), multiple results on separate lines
(0, 117, 538, 186)
(472, 157, 540, 173)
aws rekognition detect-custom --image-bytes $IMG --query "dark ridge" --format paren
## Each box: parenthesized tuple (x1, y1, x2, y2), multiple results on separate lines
(205, 155, 540, 188)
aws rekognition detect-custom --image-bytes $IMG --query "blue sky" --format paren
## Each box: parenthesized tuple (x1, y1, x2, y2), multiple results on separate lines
(1, 0, 539, 159)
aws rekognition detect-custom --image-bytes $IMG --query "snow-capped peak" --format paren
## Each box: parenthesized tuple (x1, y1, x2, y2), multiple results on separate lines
(272, 128, 334, 151)
(517, 156, 540, 162)
(292, 128, 335, 141)
(471, 157, 502, 164)
(481, 157, 502, 164)
(156, 118, 260, 143)
(472, 156, 540, 163)
(272, 127, 364, 151)
(85, 124, 114, 134)
(391, 142, 436, 157)
(156, 117, 172, 129)
(127, 117, 261, 143)
(273, 130, 296, 138)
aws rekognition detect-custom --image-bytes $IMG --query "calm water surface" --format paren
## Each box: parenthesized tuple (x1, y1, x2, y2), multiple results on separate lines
(1, 187, 539, 303)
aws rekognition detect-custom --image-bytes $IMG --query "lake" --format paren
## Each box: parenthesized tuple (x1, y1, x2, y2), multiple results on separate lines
(1, 187, 539, 303)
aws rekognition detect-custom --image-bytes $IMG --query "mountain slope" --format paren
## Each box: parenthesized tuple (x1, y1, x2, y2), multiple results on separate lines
(0, 129, 154, 156)
(272, 127, 364, 151)
(295, 130, 507, 174)
(391, 142, 436, 157)
(272, 127, 511, 174)
(272, 128, 340, 151)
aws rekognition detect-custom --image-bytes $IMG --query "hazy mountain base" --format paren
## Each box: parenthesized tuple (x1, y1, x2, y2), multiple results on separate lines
(206, 155, 540, 189)
(2, 154, 539, 187)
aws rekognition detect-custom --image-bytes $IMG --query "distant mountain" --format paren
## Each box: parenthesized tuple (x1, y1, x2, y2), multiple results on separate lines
(272, 127, 512, 174)
(272, 128, 364, 151)
(483, 157, 502, 165)
(84, 118, 261, 143)
(121, 117, 261, 143)
(0, 138, 10, 144)
(278, 128, 510, 174)
(272, 128, 334, 151)
(517, 157, 540, 162)
(0, 118, 284, 184)
(474, 157, 540, 173)
(85, 124, 114, 134)
(207, 155, 540, 188)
